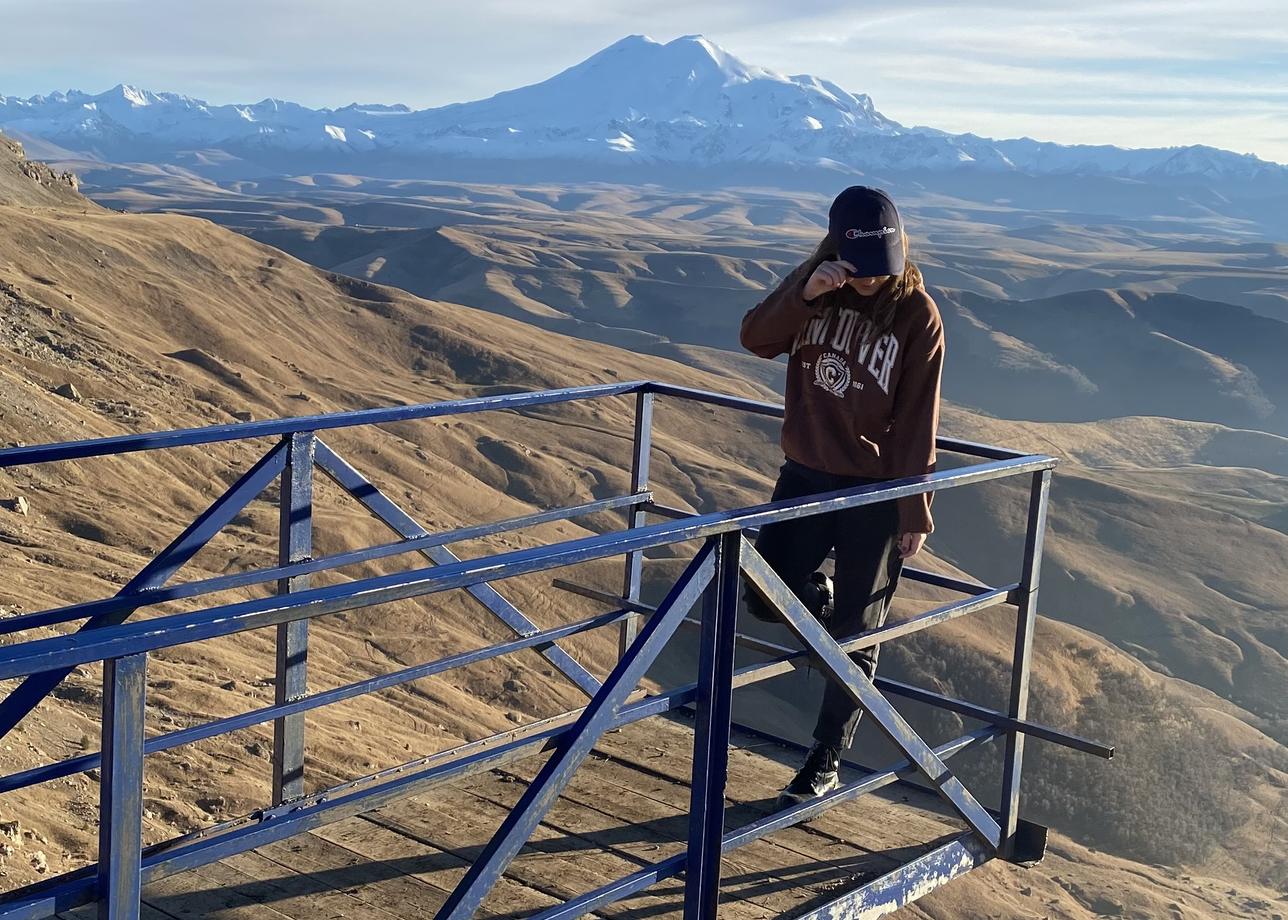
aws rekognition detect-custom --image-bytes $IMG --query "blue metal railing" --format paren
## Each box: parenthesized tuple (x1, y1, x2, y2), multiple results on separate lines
(0, 380, 1110, 920)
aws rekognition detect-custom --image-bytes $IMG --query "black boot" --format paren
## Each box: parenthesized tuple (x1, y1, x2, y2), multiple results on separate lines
(803, 571, 834, 623)
(745, 569, 833, 624)
(777, 742, 841, 806)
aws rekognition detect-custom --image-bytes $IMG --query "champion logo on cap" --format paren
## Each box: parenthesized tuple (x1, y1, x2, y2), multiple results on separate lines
(846, 226, 897, 240)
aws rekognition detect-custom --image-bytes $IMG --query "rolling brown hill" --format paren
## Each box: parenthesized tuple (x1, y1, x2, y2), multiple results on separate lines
(70, 165, 1288, 436)
(63, 161, 1288, 744)
(0, 138, 1285, 917)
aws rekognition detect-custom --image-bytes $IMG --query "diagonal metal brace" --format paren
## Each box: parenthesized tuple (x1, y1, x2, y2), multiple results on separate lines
(0, 440, 288, 742)
(739, 538, 1003, 851)
(794, 830, 994, 920)
(312, 439, 600, 698)
(435, 540, 717, 920)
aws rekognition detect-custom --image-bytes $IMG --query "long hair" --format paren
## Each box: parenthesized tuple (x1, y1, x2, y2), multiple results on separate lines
(801, 229, 923, 335)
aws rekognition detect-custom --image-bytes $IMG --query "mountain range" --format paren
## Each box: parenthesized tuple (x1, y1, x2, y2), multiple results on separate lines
(3, 34, 1285, 192)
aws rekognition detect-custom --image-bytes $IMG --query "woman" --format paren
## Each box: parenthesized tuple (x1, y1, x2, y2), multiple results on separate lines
(739, 185, 944, 805)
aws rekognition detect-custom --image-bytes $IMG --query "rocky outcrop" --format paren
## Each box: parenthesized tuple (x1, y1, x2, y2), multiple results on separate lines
(0, 133, 86, 207)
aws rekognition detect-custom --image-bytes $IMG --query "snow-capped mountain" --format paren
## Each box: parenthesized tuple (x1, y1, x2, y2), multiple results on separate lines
(1, 34, 1284, 185)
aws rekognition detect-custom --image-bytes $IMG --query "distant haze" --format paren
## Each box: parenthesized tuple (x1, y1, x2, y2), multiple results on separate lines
(2, 1, 1286, 162)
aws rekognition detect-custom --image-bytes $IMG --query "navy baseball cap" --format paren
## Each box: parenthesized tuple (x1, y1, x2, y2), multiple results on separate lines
(828, 186, 905, 277)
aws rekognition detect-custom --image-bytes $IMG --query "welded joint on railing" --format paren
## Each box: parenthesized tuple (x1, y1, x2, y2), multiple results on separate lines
(640, 500, 692, 520)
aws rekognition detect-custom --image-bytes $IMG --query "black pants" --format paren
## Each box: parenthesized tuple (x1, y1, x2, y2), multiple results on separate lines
(746, 459, 903, 749)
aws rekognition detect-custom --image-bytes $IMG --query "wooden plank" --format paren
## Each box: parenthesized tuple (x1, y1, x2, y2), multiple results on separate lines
(462, 769, 690, 863)
(367, 791, 688, 919)
(252, 830, 444, 920)
(457, 771, 794, 918)
(220, 848, 409, 920)
(593, 720, 959, 852)
(488, 759, 899, 915)
(503, 749, 860, 867)
(139, 862, 300, 920)
(310, 814, 560, 919)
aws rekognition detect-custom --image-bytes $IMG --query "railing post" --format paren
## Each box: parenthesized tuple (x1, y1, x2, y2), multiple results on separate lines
(273, 431, 314, 804)
(620, 389, 654, 657)
(999, 468, 1052, 857)
(684, 532, 740, 919)
(98, 653, 147, 920)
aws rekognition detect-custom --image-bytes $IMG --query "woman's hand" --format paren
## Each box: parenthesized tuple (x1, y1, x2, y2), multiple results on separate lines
(803, 259, 858, 301)
(897, 532, 927, 559)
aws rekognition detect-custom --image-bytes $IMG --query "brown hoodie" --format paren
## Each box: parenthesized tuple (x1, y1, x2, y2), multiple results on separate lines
(739, 260, 945, 534)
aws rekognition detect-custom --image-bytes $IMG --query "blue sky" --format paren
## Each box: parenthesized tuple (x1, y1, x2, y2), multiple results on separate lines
(2, 0, 1285, 162)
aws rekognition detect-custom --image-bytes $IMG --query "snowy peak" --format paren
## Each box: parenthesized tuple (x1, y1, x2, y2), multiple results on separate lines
(577, 34, 759, 83)
(652, 33, 770, 84)
(442, 32, 904, 142)
(1148, 145, 1274, 180)
(110, 83, 155, 107)
(0, 34, 1282, 184)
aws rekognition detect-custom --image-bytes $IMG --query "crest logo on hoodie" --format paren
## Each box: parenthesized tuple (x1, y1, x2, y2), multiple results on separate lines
(794, 308, 900, 396)
(813, 351, 851, 397)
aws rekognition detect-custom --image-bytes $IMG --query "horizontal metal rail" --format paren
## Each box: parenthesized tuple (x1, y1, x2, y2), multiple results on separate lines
(639, 502, 1003, 599)
(645, 382, 1030, 459)
(0, 381, 647, 468)
(0, 456, 1055, 682)
(0, 675, 701, 917)
(0, 607, 633, 795)
(550, 578, 1113, 760)
(0, 491, 650, 637)
(724, 625, 1112, 760)
(0, 380, 1024, 471)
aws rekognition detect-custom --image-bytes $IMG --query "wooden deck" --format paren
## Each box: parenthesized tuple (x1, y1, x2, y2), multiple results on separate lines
(59, 717, 967, 920)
